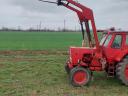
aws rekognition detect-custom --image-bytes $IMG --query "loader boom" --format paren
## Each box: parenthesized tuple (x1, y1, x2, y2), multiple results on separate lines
(57, 0, 99, 49)
(39, 0, 100, 49)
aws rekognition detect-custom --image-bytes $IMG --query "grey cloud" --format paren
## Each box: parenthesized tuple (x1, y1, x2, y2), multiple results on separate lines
(11, 0, 67, 13)
(0, 0, 128, 30)
(105, 1, 128, 13)
(114, 0, 128, 2)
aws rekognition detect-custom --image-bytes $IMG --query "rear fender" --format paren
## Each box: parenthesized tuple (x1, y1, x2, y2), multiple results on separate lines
(114, 51, 128, 62)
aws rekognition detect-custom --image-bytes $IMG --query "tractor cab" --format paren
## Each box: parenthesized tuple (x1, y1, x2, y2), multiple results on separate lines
(100, 31, 128, 62)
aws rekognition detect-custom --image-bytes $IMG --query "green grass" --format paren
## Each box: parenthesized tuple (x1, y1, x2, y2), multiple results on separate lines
(0, 32, 81, 50)
(0, 32, 127, 96)
(0, 52, 128, 96)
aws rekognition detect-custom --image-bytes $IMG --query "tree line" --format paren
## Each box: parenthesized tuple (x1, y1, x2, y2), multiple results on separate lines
(0, 27, 81, 32)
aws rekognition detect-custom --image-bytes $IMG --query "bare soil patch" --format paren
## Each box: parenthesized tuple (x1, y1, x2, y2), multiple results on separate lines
(0, 50, 68, 63)
(0, 50, 68, 55)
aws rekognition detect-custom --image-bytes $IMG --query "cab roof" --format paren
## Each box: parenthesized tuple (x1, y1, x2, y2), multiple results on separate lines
(103, 31, 128, 34)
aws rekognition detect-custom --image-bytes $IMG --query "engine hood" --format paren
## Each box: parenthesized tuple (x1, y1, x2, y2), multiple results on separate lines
(69, 47, 96, 65)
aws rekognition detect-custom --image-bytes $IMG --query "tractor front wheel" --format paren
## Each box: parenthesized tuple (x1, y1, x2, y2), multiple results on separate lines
(69, 67, 91, 87)
(116, 58, 128, 86)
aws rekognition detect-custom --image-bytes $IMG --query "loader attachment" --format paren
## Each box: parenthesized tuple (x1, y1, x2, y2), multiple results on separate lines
(39, 0, 100, 49)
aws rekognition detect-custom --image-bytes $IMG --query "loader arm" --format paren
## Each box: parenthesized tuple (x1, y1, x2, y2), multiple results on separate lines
(58, 0, 100, 49)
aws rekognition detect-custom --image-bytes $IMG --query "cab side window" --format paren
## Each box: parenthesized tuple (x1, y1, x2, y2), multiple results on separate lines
(112, 35, 122, 48)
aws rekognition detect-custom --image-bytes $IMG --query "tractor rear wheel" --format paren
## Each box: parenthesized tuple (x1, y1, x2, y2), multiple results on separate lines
(116, 58, 128, 86)
(69, 67, 91, 87)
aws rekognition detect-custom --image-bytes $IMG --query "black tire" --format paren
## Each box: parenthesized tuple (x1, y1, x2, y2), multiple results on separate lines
(116, 58, 128, 86)
(65, 65, 70, 74)
(69, 67, 91, 87)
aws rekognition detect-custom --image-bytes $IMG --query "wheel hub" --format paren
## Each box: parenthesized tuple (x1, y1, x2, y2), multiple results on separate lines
(73, 71, 87, 84)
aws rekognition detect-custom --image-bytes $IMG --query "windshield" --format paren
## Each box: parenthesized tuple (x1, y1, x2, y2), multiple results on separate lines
(100, 34, 107, 45)
(103, 34, 112, 47)
(100, 34, 112, 47)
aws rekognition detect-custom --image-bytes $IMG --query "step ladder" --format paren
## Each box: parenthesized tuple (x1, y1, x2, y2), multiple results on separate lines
(107, 63, 115, 77)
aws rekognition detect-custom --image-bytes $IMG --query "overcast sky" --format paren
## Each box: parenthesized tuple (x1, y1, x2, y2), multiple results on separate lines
(0, 0, 128, 30)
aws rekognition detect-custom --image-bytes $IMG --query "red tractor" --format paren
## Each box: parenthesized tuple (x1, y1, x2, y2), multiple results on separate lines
(40, 0, 128, 86)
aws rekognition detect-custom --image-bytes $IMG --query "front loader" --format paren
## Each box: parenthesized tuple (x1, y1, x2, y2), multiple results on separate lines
(40, 0, 128, 86)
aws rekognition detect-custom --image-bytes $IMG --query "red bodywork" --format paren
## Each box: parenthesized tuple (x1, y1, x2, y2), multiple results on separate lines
(68, 47, 103, 71)
(68, 31, 128, 72)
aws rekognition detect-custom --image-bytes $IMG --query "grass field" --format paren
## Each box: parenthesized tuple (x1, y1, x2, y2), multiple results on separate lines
(0, 32, 128, 96)
(0, 32, 81, 50)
